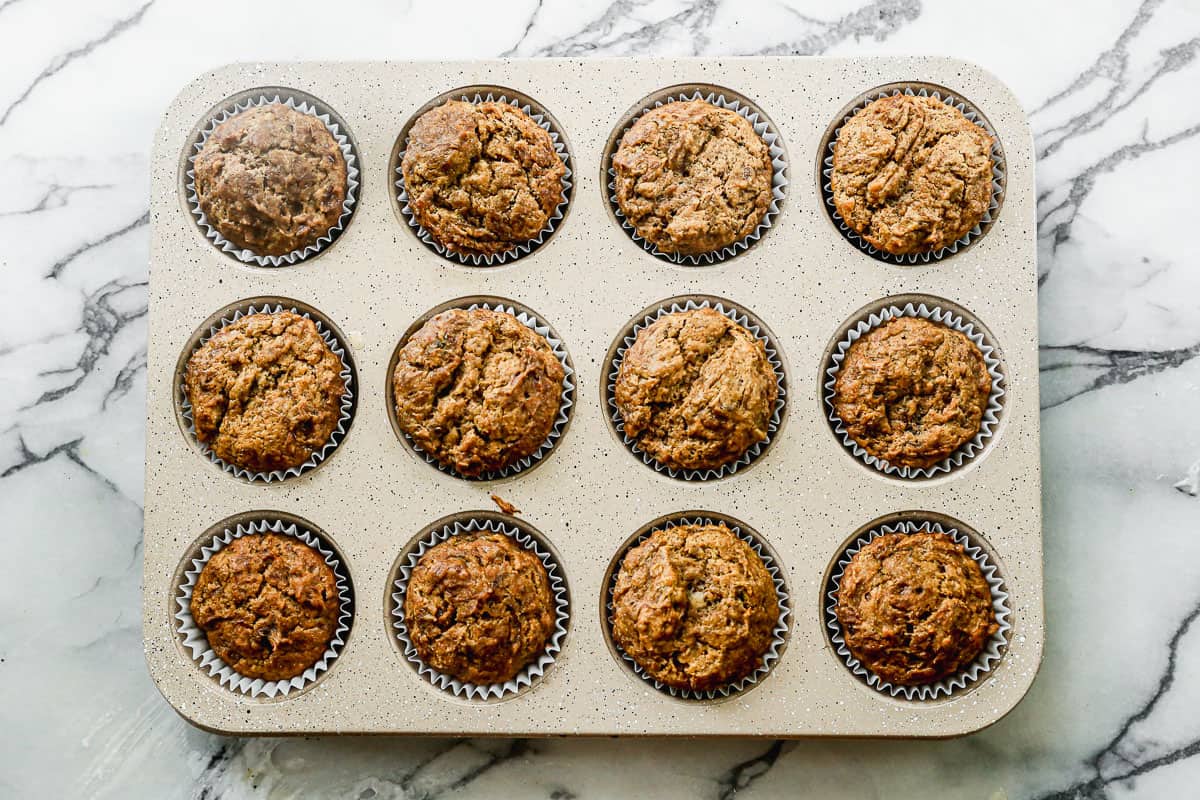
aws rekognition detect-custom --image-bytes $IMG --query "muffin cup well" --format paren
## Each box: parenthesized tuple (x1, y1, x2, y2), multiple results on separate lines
(388, 299, 575, 481)
(819, 83, 1006, 265)
(390, 515, 570, 701)
(824, 518, 1010, 701)
(185, 91, 360, 266)
(605, 86, 788, 265)
(178, 300, 356, 483)
(604, 513, 791, 701)
(174, 516, 354, 699)
(823, 299, 1004, 479)
(394, 90, 573, 267)
(606, 296, 787, 481)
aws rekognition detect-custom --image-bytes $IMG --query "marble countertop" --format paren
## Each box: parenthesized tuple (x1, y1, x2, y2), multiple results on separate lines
(3, 0, 1199, 797)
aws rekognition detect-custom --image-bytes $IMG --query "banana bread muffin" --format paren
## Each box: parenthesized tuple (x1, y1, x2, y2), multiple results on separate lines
(404, 532, 555, 685)
(835, 530, 998, 686)
(832, 316, 990, 470)
(190, 532, 341, 681)
(614, 307, 777, 472)
(392, 308, 564, 477)
(193, 103, 348, 256)
(611, 523, 778, 692)
(830, 94, 994, 255)
(400, 99, 566, 257)
(612, 98, 773, 256)
(184, 310, 346, 474)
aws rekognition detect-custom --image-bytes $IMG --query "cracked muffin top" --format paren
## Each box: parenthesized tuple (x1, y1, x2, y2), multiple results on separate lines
(611, 523, 779, 692)
(184, 311, 346, 474)
(612, 99, 773, 256)
(831, 316, 990, 470)
(614, 307, 777, 472)
(400, 99, 566, 257)
(403, 532, 555, 686)
(193, 103, 348, 257)
(835, 530, 998, 686)
(392, 308, 565, 477)
(190, 532, 341, 681)
(830, 94, 994, 255)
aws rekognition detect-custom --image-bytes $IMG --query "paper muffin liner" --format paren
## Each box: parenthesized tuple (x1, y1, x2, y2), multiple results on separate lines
(821, 84, 1005, 264)
(390, 516, 570, 700)
(825, 519, 1011, 700)
(606, 514, 791, 701)
(607, 297, 787, 481)
(395, 91, 573, 266)
(186, 92, 360, 266)
(606, 87, 788, 265)
(393, 300, 575, 481)
(179, 302, 355, 483)
(174, 517, 354, 699)
(823, 301, 1004, 479)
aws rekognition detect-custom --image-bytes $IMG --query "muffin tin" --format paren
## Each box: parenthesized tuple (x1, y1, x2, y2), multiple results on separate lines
(143, 57, 1042, 737)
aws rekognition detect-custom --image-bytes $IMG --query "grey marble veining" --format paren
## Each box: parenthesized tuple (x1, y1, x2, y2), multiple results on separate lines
(2, 0, 1199, 798)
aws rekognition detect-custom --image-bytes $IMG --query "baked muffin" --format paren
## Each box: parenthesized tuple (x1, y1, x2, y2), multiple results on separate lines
(611, 523, 778, 692)
(832, 316, 990, 469)
(830, 94, 994, 255)
(404, 532, 555, 685)
(614, 307, 776, 472)
(835, 530, 998, 686)
(184, 310, 346, 473)
(612, 99, 773, 256)
(190, 533, 341, 681)
(193, 103, 348, 256)
(392, 308, 564, 477)
(401, 99, 566, 257)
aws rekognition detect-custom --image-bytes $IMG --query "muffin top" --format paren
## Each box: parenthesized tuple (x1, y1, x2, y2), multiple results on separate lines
(612, 99, 773, 256)
(614, 307, 777, 472)
(404, 532, 555, 686)
(830, 94, 994, 255)
(190, 532, 341, 681)
(832, 316, 990, 470)
(193, 103, 348, 257)
(392, 308, 564, 477)
(835, 530, 998, 686)
(401, 100, 566, 257)
(611, 523, 778, 692)
(184, 311, 346, 474)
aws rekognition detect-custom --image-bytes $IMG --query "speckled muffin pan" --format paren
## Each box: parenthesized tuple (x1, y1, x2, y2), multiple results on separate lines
(144, 58, 1042, 738)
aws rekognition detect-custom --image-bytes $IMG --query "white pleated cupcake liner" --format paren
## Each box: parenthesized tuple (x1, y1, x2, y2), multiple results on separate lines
(825, 519, 1010, 701)
(391, 517, 570, 700)
(821, 84, 1005, 264)
(186, 92, 360, 266)
(395, 92, 573, 266)
(179, 302, 355, 483)
(607, 298, 786, 481)
(174, 517, 354, 699)
(396, 301, 574, 481)
(606, 514, 790, 701)
(607, 88, 788, 265)
(823, 301, 1004, 479)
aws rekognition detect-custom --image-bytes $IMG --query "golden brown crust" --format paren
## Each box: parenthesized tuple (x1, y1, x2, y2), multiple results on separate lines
(614, 308, 776, 472)
(184, 311, 346, 473)
(392, 308, 564, 477)
(190, 533, 340, 681)
(404, 532, 554, 685)
(835, 531, 998, 686)
(193, 104, 348, 257)
(830, 94, 994, 255)
(401, 100, 566, 257)
(832, 316, 990, 470)
(611, 524, 778, 691)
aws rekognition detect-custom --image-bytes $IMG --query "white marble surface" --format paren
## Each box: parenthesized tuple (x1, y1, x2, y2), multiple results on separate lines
(2, 0, 1199, 797)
